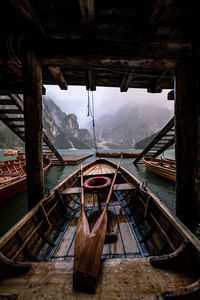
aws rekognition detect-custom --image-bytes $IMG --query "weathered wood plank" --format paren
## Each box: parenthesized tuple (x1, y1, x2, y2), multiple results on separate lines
(48, 66, 68, 90)
(79, 0, 95, 38)
(10, 0, 46, 37)
(175, 58, 200, 230)
(120, 70, 134, 92)
(22, 48, 44, 209)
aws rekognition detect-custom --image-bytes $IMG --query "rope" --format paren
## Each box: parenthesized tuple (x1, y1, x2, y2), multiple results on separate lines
(87, 90, 98, 153)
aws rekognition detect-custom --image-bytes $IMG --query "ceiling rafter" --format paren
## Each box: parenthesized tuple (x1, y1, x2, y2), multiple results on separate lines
(120, 70, 134, 92)
(137, 0, 174, 43)
(79, 0, 95, 38)
(10, 0, 46, 38)
(48, 67, 68, 90)
(147, 70, 169, 93)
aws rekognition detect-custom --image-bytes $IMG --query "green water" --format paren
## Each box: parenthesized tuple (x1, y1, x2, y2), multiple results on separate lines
(0, 149, 176, 237)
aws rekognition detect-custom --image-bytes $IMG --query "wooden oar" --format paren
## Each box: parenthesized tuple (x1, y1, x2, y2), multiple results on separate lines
(73, 161, 120, 292)
(73, 165, 90, 284)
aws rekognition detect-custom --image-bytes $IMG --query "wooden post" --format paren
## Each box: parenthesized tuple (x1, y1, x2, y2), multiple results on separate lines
(175, 58, 200, 230)
(23, 47, 44, 210)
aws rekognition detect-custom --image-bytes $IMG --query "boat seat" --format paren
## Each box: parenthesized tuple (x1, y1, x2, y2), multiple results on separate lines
(114, 183, 135, 191)
(61, 183, 135, 195)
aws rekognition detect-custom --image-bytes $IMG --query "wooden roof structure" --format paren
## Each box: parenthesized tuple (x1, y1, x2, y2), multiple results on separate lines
(0, 0, 198, 94)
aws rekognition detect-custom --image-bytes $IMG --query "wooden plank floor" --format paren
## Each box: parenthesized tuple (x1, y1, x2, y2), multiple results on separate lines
(51, 154, 93, 165)
(0, 259, 197, 299)
(83, 163, 116, 176)
(53, 194, 140, 261)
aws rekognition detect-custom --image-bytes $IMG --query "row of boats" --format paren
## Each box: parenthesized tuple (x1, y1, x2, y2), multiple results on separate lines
(0, 157, 51, 207)
(96, 151, 142, 158)
(96, 151, 176, 183)
(0, 153, 175, 208)
(0, 158, 199, 299)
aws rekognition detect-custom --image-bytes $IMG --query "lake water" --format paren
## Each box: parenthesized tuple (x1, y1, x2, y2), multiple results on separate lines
(0, 149, 176, 237)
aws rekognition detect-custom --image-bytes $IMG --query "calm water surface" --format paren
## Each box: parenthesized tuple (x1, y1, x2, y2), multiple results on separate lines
(0, 149, 176, 237)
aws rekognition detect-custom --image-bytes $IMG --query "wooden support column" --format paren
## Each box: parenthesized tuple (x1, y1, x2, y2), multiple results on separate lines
(175, 58, 200, 230)
(23, 47, 44, 210)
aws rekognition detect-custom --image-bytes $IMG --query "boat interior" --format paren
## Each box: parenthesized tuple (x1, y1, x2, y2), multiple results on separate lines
(144, 157, 176, 170)
(0, 159, 26, 176)
(0, 159, 200, 298)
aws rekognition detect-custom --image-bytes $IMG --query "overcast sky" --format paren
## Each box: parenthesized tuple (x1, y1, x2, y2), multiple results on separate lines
(44, 85, 174, 128)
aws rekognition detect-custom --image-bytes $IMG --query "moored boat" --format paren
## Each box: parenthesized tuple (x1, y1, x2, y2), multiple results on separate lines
(0, 158, 200, 299)
(96, 151, 121, 158)
(3, 150, 18, 156)
(143, 156, 176, 182)
(121, 152, 153, 158)
(161, 156, 176, 164)
(121, 152, 140, 158)
(0, 158, 51, 207)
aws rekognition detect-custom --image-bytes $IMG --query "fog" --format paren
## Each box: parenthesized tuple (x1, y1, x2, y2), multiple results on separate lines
(44, 85, 174, 128)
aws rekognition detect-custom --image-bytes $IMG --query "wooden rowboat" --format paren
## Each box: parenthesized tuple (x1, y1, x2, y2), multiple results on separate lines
(121, 152, 153, 158)
(143, 156, 176, 182)
(0, 158, 200, 299)
(96, 151, 121, 158)
(161, 156, 176, 164)
(3, 150, 18, 156)
(121, 152, 140, 158)
(0, 158, 51, 207)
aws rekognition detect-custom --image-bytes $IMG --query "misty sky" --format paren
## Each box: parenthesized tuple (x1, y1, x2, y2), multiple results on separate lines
(44, 85, 174, 128)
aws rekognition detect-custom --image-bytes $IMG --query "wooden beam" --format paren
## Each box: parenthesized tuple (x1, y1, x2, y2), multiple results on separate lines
(43, 132, 65, 165)
(120, 70, 134, 92)
(79, 0, 95, 37)
(48, 67, 68, 90)
(10, 0, 46, 38)
(175, 58, 200, 231)
(87, 69, 96, 91)
(0, 40, 193, 70)
(22, 48, 45, 210)
(147, 70, 170, 93)
(134, 117, 174, 164)
(137, 0, 174, 43)
(9, 94, 24, 111)
(168, 90, 174, 100)
(0, 85, 46, 95)
(0, 99, 14, 105)
(153, 138, 175, 157)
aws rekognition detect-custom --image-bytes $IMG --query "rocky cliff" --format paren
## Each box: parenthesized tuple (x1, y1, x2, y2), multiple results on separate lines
(42, 97, 94, 149)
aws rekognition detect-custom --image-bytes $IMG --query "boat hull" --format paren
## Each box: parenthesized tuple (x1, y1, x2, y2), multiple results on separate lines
(144, 157, 176, 182)
(121, 152, 140, 158)
(0, 176, 27, 206)
(0, 158, 199, 299)
(96, 152, 121, 158)
(0, 158, 51, 207)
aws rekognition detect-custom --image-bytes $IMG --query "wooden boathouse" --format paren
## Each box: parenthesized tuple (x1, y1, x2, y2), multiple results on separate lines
(0, 1, 199, 231)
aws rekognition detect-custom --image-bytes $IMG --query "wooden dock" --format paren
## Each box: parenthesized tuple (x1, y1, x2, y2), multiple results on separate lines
(51, 154, 93, 165)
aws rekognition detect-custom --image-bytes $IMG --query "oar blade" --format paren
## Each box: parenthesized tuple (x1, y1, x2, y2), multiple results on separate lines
(73, 211, 107, 292)
(73, 209, 90, 273)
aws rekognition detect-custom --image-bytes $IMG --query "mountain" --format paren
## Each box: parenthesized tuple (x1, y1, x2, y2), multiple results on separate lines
(42, 97, 94, 149)
(94, 105, 173, 149)
(0, 97, 173, 151)
(135, 132, 159, 149)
